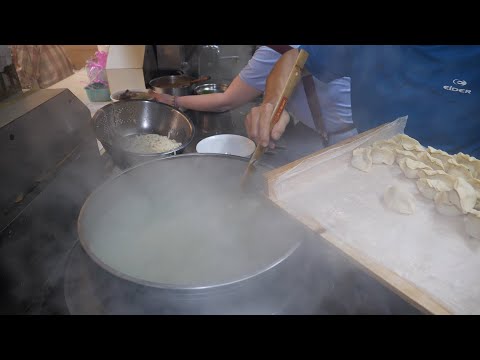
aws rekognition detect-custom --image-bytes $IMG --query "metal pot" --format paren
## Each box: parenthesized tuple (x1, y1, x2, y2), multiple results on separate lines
(149, 75, 210, 97)
(194, 110, 234, 135)
(154, 69, 184, 77)
(76, 154, 312, 314)
(191, 82, 233, 134)
(193, 82, 229, 95)
(91, 100, 195, 168)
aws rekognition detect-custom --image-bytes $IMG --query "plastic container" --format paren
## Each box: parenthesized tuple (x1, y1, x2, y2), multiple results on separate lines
(85, 83, 111, 102)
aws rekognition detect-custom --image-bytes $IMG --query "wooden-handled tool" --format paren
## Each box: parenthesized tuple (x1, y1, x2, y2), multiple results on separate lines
(241, 49, 309, 188)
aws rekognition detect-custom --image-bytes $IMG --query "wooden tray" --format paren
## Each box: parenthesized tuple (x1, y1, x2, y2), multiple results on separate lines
(264, 124, 453, 315)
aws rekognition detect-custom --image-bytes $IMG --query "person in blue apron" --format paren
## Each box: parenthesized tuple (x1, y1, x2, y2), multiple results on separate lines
(245, 45, 480, 158)
(149, 45, 357, 146)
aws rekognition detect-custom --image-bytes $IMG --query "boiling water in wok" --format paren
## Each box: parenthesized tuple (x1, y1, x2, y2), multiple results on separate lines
(78, 155, 303, 289)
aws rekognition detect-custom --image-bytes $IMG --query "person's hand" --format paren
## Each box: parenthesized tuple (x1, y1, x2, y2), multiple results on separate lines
(245, 103, 291, 149)
(148, 90, 174, 105)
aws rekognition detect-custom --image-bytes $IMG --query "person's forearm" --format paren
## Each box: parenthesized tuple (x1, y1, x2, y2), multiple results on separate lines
(176, 76, 261, 112)
(263, 48, 300, 106)
(176, 93, 231, 112)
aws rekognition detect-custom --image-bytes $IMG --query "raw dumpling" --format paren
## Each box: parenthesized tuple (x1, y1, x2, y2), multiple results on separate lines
(448, 177, 477, 214)
(351, 147, 373, 172)
(427, 146, 452, 164)
(417, 168, 447, 178)
(395, 149, 418, 164)
(371, 146, 395, 165)
(454, 152, 479, 178)
(465, 209, 480, 240)
(391, 134, 424, 151)
(466, 178, 480, 198)
(434, 192, 463, 216)
(466, 178, 480, 210)
(416, 178, 452, 200)
(417, 152, 446, 171)
(383, 185, 416, 215)
(471, 158, 480, 177)
(446, 158, 474, 180)
(398, 158, 432, 179)
(372, 139, 402, 152)
(455, 152, 476, 162)
(416, 169, 455, 186)
(409, 145, 427, 153)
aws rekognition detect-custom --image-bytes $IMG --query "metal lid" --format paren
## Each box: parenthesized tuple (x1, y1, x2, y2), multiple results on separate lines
(78, 154, 304, 290)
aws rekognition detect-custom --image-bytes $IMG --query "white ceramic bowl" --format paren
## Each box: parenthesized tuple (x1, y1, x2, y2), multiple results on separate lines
(196, 134, 255, 158)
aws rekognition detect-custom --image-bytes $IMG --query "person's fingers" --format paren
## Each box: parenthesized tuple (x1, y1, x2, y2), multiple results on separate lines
(246, 104, 286, 147)
(245, 111, 253, 139)
(148, 91, 161, 101)
(147, 90, 171, 104)
(246, 106, 260, 143)
(271, 110, 290, 141)
(259, 103, 274, 147)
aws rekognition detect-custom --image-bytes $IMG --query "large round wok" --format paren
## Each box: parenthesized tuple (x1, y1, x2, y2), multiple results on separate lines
(77, 154, 311, 314)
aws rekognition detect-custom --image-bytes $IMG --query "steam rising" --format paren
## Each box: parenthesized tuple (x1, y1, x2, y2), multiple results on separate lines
(79, 156, 302, 287)
(71, 154, 419, 315)
(0, 129, 107, 314)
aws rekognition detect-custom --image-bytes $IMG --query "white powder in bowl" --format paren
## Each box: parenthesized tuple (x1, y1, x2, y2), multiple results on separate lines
(125, 134, 181, 154)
